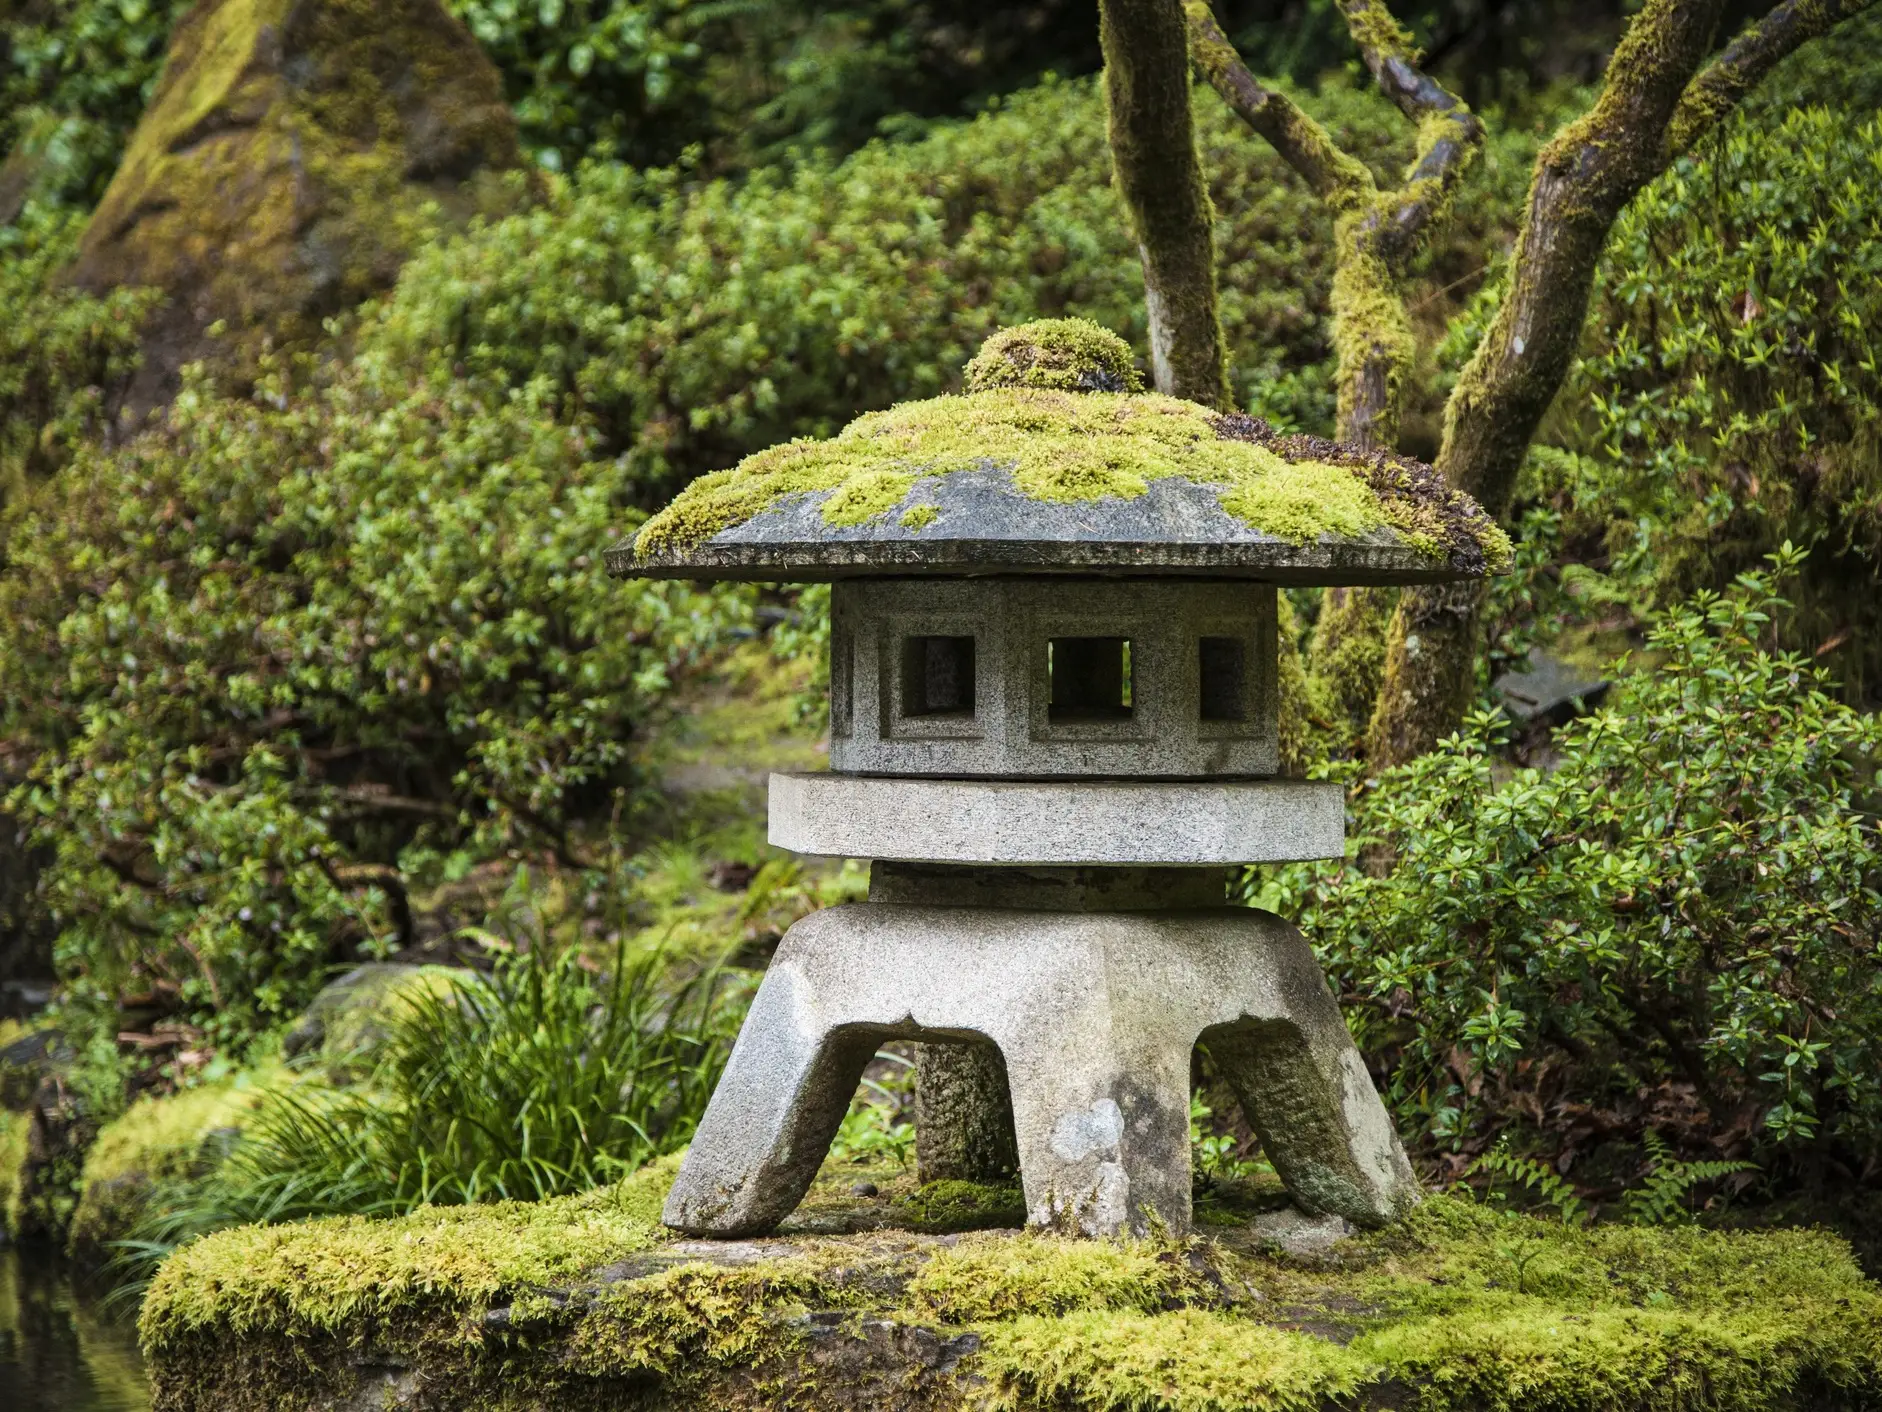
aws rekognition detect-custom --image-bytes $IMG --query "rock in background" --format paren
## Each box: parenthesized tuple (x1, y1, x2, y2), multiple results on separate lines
(66, 0, 525, 413)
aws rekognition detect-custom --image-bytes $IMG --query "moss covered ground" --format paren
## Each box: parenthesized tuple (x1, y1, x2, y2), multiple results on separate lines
(140, 1150, 1882, 1412)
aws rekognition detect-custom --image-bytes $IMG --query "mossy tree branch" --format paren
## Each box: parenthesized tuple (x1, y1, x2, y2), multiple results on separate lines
(1185, 1, 1480, 452)
(1368, 0, 1877, 768)
(1187, 0, 1482, 747)
(1101, 0, 1231, 408)
(1667, 0, 1879, 156)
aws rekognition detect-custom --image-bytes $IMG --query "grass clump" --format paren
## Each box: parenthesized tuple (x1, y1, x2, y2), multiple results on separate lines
(116, 937, 744, 1292)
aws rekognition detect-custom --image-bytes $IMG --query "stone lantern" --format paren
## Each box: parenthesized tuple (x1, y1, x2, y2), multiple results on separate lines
(609, 321, 1508, 1239)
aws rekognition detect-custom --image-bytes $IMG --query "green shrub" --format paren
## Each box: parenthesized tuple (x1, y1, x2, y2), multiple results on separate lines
(0, 204, 156, 504)
(113, 929, 743, 1291)
(1543, 107, 1882, 702)
(0, 356, 745, 1049)
(365, 72, 1541, 492)
(1268, 555, 1882, 1167)
(0, 0, 192, 209)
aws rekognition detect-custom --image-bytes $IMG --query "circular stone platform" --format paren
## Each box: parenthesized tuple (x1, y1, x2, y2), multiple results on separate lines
(767, 773, 1344, 865)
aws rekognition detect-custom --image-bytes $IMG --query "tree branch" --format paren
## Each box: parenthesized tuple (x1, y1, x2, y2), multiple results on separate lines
(1668, 0, 1880, 157)
(1186, 1, 1482, 450)
(1184, 1, 1373, 210)
(1436, 0, 1729, 513)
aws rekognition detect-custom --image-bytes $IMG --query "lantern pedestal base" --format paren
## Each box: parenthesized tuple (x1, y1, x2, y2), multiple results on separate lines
(662, 901, 1418, 1240)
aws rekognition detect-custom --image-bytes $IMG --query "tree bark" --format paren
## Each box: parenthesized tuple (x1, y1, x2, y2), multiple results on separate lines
(1364, 0, 1877, 768)
(1186, 1, 1480, 740)
(1102, 0, 1230, 407)
(914, 1041, 1019, 1183)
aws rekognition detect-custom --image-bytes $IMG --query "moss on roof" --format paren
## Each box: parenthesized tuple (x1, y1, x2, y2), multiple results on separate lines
(634, 388, 1510, 573)
(635, 339, 1510, 577)
(962, 318, 1145, 395)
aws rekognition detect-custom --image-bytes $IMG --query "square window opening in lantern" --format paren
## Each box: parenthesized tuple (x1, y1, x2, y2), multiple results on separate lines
(1048, 637, 1133, 723)
(1199, 636, 1248, 722)
(901, 635, 977, 718)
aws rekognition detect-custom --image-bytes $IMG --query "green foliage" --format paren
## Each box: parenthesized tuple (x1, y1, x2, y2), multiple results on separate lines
(0, 204, 156, 503)
(1546, 107, 1882, 702)
(1274, 558, 1882, 1164)
(1472, 1143, 1591, 1229)
(0, 352, 746, 1051)
(0, 0, 193, 208)
(114, 933, 741, 1291)
(1617, 1132, 1756, 1228)
(441, 0, 1107, 172)
(366, 72, 1527, 493)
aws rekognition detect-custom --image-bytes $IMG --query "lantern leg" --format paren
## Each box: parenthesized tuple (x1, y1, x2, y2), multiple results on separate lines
(661, 970, 880, 1236)
(663, 902, 1419, 1239)
(1200, 918, 1421, 1227)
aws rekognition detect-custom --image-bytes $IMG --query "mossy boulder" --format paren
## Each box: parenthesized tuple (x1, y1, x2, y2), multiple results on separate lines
(67, 0, 525, 410)
(67, 1069, 277, 1259)
(140, 1154, 1882, 1412)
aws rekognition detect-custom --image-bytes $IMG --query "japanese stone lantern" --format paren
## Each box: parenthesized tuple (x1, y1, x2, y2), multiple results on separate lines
(608, 320, 1509, 1239)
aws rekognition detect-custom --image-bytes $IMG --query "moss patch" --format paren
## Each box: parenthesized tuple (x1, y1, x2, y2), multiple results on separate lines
(0, 1109, 26, 1237)
(962, 319, 1145, 395)
(139, 1155, 679, 1355)
(638, 383, 1511, 576)
(983, 1308, 1371, 1412)
(141, 1177, 1882, 1412)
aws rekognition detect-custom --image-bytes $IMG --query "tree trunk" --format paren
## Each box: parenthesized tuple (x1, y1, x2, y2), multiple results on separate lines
(1365, 0, 1732, 767)
(1101, 0, 1230, 407)
(914, 1041, 1020, 1183)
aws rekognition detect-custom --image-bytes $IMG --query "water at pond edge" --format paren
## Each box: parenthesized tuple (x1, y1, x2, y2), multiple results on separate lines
(0, 1243, 150, 1410)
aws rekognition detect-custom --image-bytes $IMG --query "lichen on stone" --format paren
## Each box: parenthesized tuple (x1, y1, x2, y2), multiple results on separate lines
(636, 365, 1512, 576)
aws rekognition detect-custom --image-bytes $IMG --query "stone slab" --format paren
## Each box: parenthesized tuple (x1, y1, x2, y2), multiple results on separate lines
(769, 773, 1345, 865)
(608, 465, 1475, 585)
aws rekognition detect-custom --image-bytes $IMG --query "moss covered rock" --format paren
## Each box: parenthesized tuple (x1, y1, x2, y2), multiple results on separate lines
(67, 1070, 276, 1258)
(140, 1155, 1882, 1412)
(67, 0, 524, 409)
(281, 962, 462, 1081)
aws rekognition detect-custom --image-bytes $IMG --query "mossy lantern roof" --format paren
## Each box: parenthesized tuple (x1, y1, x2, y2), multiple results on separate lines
(609, 321, 1511, 585)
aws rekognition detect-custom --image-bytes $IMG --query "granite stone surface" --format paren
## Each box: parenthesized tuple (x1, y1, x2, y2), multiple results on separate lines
(828, 577, 1280, 778)
(768, 774, 1345, 866)
(662, 900, 1421, 1239)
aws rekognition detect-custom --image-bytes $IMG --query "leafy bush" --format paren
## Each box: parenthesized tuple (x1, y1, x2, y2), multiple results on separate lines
(367, 72, 1539, 497)
(0, 354, 744, 1049)
(0, 0, 193, 209)
(1544, 107, 1882, 703)
(0, 204, 155, 504)
(1270, 555, 1882, 1169)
